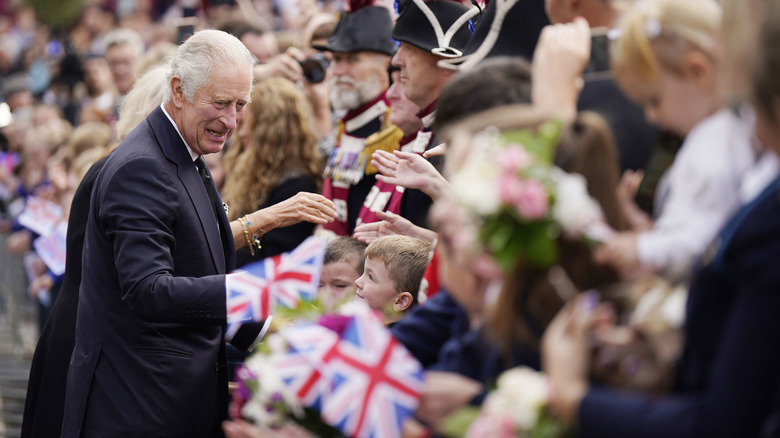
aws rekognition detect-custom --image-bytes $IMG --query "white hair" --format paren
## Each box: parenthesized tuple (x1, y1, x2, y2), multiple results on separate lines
(165, 30, 254, 103)
(103, 28, 145, 57)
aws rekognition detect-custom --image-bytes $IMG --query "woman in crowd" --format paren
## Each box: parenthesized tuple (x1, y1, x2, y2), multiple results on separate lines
(221, 77, 330, 267)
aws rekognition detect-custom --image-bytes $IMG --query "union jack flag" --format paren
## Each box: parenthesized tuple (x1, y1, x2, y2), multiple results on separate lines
(276, 323, 341, 409)
(290, 313, 424, 438)
(225, 236, 326, 341)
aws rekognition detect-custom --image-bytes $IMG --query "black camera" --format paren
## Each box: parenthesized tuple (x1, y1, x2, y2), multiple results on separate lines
(299, 54, 331, 84)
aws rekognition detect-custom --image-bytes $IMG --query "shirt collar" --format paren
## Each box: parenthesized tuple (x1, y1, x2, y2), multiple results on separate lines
(417, 100, 437, 128)
(161, 103, 199, 162)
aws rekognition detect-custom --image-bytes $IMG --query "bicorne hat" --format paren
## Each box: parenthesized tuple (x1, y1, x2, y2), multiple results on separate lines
(439, 0, 550, 70)
(392, 0, 481, 59)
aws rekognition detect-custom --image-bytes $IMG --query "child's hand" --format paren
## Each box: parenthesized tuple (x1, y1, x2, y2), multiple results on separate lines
(594, 232, 651, 280)
(617, 170, 653, 231)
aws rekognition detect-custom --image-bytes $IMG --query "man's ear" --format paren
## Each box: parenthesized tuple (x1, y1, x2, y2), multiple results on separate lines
(682, 50, 716, 92)
(170, 76, 185, 108)
(393, 292, 414, 312)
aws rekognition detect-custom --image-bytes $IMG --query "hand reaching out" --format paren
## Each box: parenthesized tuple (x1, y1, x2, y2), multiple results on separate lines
(532, 16, 591, 120)
(616, 170, 653, 231)
(353, 210, 418, 244)
(372, 150, 450, 201)
(593, 232, 653, 280)
(542, 292, 597, 422)
(252, 192, 336, 231)
(422, 143, 446, 158)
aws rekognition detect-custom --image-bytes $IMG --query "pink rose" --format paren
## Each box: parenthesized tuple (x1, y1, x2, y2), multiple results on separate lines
(498, 144, 532, 173)
(466, 414, 517, 438)
(514, 179, 549, 220)
(498, 173, 524, 204)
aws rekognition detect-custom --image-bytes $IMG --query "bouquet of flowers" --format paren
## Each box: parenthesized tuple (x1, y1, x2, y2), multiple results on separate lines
(231, 296, 425, 438)
(441, 367, 571, 438)
(449, 121, 611, 271)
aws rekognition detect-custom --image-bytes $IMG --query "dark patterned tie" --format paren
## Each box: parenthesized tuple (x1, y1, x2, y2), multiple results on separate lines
(194, 156, 220, 223)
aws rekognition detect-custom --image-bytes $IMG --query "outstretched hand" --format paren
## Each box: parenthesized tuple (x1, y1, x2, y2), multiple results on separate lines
(532, 16, 591, 120)
(372, 150, 449, 201)
(254, 192, 337, 231)
(352, 210, 417, 244)
(616, 170, 653, 231)
(542, 292, 597, 423)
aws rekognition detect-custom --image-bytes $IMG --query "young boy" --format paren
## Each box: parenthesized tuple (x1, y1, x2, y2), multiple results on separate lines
(319, 237, 367, 311)
(355, 235, 432, 323)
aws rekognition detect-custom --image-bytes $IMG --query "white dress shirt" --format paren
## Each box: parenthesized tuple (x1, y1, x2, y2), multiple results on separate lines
(637, 107, 756, 282)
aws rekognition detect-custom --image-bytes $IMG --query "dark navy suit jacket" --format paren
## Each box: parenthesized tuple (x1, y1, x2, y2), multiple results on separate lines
(61, 107, 236, 437)
(578, 179, 780, 438)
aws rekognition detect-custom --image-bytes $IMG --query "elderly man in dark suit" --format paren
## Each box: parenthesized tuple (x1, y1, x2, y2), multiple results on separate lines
(61, 30, 253, 437)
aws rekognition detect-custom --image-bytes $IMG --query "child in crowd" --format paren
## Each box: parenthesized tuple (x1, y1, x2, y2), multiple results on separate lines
(355, 235, 431, 324)
(319, 237, 367, 311)
(595, 0, 758, 283)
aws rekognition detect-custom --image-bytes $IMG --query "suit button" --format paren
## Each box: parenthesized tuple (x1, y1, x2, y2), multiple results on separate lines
(214, 363, 220, 372)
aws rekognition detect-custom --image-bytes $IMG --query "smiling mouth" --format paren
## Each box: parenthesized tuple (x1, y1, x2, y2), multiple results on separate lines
(207, 129, 226, 138)
(355, 290, 365, 300)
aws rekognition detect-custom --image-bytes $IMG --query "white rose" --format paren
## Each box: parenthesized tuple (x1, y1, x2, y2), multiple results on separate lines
(551, 168, 606, 237)
(483, 367, 550, 431)
(451, 160, 502, 216)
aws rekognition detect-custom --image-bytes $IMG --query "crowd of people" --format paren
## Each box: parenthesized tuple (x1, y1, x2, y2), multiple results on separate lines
(1, 0, 779, 436)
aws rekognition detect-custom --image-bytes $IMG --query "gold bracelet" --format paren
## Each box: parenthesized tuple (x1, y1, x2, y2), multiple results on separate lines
(237, 216, 255, 256)
(247, 216, 263, 250)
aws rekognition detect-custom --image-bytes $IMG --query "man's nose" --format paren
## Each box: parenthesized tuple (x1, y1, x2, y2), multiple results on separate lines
(222, 105, 238, 130)
(333, 60, 349, 77)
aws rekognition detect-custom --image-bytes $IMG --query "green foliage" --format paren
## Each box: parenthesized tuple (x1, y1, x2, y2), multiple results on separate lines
(439, 406, 482, 438)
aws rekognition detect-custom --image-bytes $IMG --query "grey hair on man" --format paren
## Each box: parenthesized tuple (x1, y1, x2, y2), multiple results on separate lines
(103, 28, 145, 57)
(165, 29, 255, 103)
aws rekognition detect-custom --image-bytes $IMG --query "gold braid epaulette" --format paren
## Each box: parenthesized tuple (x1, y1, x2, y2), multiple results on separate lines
(361, 127, 404, 175)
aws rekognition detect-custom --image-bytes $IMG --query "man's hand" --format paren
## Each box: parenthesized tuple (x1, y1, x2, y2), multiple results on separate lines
(254, 47, 306, 83)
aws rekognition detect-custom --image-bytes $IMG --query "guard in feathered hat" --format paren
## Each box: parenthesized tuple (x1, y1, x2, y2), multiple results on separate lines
(391, 0, 481, 152)
(317, 0, 400, 236)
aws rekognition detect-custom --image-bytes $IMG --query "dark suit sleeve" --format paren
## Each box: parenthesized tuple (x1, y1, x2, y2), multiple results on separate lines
(578, 252, 780, 437)
(98, 156, 226, 322)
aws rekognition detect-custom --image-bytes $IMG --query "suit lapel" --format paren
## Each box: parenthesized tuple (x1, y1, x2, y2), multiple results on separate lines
(147, 108, 227, 274)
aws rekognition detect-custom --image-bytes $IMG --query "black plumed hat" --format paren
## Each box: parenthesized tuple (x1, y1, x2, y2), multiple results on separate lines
(392, 0, 481, 58)
(313, 5, 396, 56)
(439, 0, 550, 70)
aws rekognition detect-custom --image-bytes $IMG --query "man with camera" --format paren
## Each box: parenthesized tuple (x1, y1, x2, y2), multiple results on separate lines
(314, 2, 396, 236)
